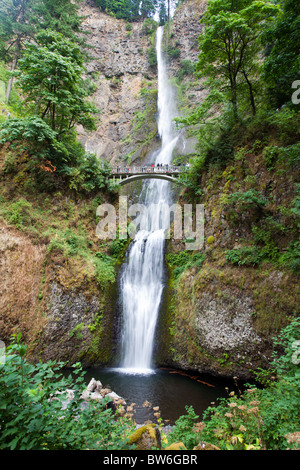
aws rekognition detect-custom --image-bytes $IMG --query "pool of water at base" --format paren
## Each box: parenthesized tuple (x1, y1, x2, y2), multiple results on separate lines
(82, 367, 239, 425)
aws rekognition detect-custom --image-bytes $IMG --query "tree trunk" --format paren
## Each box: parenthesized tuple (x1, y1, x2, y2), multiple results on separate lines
(5, 38, 21, 104)
(242, 70, 256, 116)
(231, 78, 238, 120)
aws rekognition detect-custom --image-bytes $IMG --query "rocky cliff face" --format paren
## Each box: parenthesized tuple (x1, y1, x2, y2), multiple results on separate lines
(77, 1, 160, 166)
(156, 121, 299, 379)
(76, 0, 208, 165)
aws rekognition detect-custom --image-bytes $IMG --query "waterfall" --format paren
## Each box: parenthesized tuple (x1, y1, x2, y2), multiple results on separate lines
(119, 26, 179, 374)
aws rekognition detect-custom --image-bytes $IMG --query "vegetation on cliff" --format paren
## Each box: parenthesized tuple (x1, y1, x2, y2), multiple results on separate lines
(0, 2, 122, 365)
(163, 0, 299, 377)
(94, 0, 169, 24)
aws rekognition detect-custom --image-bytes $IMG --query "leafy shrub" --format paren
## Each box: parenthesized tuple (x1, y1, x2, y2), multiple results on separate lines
(65, 152, 113, 194)
(225, 189, 267, 211)
(223, 189, 267, 225)
(177, 60, 195, 81)
(141, 18, 157, 35)
(279, 241, 300, 273)
(226, 246, 263, 266)
(263, 143, 300, 170)
(165, 44, 180, 60)
(252, 224, 280, 261)
(0, 116, 68, 169)
(166, 251, 205, 279)
(108, 238, 129, 258)
(94, 256, 116, 288)
(147, 45, 157, 67)
(2, 198, 33, 230)
(167, 406, 200, 450)
(0, 335, 134, 450)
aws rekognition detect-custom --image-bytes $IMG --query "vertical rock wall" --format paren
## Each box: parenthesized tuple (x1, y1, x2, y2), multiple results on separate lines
(77, 2, 160, 165)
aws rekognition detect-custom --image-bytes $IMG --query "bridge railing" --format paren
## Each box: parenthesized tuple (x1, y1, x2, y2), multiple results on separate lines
(111, 165, 189, 175)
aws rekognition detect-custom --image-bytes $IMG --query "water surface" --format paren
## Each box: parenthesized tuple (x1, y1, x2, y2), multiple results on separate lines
(84, 367, 235, 425)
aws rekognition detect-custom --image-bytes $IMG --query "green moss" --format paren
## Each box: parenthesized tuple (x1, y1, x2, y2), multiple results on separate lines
(207, 235, 215, 245)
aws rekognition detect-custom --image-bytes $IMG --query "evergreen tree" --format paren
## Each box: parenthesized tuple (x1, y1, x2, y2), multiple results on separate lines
(158, 0, 167, 26)
(140, 0, 157, 19)
(32, 0, 84, 43)
(94, 0, 158, 21)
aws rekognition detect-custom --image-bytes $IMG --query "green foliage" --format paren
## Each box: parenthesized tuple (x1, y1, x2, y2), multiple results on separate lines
(0, 116, 113, 194)
(226, 246, 262, 266)
(167, 406, 200, 450)
(141, 18, 158, 35)
(16, 29, 97, 135)
(177, 60, 195, 81)
(166, 251, 205, 279)
(94, 255, 116, 288)
(31, 0, 84, 44)
(196, 0, 279, 118)
(165, 43, 180, 60)
(147, 45, 157, 67)
(225, 189, 267, 210)
(0, 116, 68, 168)
(263, 142, 300, 170)
(279, 241, 300, 274)
(0, 29, 115, 194)
(95, 0, 157, 22)
(0, 335, 134, 450)
(262, 0, 300, 108)
(108, 238, 129, 259)
(222, 189, 267, 225)
(65, 153, 114, 194)
(1, 198, 33, 230)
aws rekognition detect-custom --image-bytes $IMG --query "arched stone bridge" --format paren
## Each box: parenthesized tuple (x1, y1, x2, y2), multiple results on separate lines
(110, 165, 188, 186)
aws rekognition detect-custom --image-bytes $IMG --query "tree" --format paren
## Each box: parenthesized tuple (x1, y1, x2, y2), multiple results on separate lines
(196, 0, 279, 118)
(0, 0, 35, 103)
(263, 0, 300, 108)
(95, 0, 158, 21)
(31, 0, 83, 41)
(16, 29, 96, 137)
(0, 0, 85, 103)
(158, 0, 167, 25)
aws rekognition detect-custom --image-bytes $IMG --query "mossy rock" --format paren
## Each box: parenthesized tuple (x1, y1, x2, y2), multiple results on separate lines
(207, 235, 215, 245)
(165, 442, 187, 450)
(128, 424, 161, 450)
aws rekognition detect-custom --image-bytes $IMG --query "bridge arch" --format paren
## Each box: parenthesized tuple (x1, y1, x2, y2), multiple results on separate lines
(112, 173, 180, 186)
